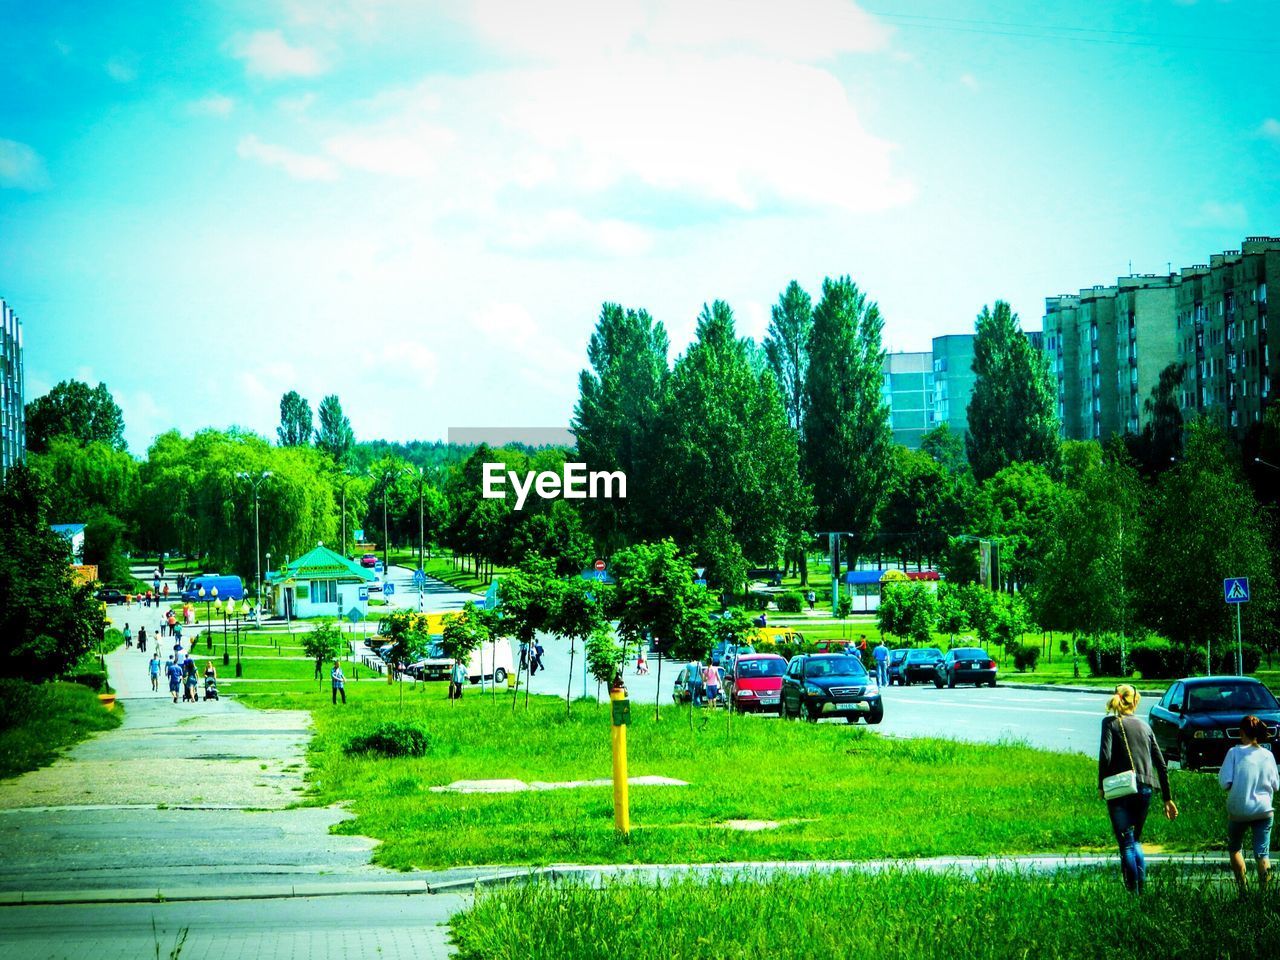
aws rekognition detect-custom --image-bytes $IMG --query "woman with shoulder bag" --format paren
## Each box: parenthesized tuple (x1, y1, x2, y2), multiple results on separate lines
(1098, 684, 1178, 893)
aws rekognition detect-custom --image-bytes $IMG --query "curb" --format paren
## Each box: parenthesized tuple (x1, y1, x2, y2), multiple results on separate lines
(0, 856, 1230, 907)
(1004, 683, 1166, 697)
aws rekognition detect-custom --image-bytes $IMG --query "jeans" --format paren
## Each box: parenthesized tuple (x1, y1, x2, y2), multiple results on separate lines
(332, 684, 346, 705)
(1107, 785, 1153, 892)
(876, 662, 888, 685)
(1228, 814, 1274, 861)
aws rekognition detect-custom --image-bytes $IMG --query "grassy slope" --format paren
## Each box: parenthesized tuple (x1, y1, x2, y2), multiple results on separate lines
(231, 677, 1223, 871)
(0, 683, 122, 780)
(452, 869, 1280, 960)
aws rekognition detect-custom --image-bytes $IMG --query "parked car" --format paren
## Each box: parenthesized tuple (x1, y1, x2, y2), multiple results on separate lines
(94, 588, 127, 605)
(415, 638, 515, 685)
(359, 554, 379, 568)
(780, 653, 882, 724)
(179, 574, 245, 602)
(933, 647, 997, 688)
(724, 653, 786, 713)
(899, 648, 945, 686)
(1149, 676, 1280, 771)
(886, 648, 909, 684)
(710, 640, 755, 666)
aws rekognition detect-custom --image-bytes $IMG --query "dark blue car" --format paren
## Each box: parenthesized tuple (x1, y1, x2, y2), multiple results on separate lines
(780, 654, 883, 724)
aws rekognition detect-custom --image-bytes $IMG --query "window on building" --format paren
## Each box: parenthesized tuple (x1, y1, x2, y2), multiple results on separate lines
(312, 580, 339, 604)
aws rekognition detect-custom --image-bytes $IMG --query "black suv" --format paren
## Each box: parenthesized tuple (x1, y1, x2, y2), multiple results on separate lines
(1148, 676, 1280, 771)
(781, 654, 883, 724)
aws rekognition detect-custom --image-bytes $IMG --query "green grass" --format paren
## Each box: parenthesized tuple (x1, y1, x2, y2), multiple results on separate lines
(230, 680, 1224, 871)
(451, 868, 1280, 960)
(0, 682, 122, 780)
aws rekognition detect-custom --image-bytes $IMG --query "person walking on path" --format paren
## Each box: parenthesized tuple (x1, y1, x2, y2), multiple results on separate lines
(148, 654, 160, 692)
(873, 641, 890, 685)
(1220, 715, 1278, 891)
(162, 582, 170, 601)
(166, 656, 182, 702)
(685, 658, 705, 706)
(449, 659, 467, 700)
(137, 625, 147, 652)
(529, 642, 544, 676)
(331, 662, 347, 705)
(806, 589, 816, 611)
(636, 649, 648, 675)
(1097, 684, 1178, 893)
(703, 661, 721, 708)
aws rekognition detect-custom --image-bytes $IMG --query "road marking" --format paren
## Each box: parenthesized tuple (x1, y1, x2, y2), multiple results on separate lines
(885, 697, 1100, 718)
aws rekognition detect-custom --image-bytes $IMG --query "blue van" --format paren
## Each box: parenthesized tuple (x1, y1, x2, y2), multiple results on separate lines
(181, 575, 245, 602)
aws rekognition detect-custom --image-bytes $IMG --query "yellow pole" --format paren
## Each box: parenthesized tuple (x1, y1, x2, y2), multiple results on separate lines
(610, 684, 630, 836)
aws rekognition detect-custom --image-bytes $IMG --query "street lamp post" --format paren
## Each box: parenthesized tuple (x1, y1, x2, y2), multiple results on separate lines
(371, 467, 396, 572)
(230, 600, 243, 677)
(237, 471, 273, 627)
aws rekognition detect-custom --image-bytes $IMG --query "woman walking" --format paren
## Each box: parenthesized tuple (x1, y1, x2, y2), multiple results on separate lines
(1097, 684, 1178, 893)
(1220, 715, 1278, 891)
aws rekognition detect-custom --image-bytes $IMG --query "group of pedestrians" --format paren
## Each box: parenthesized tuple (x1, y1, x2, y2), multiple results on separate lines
(681, 659, 723, 707)
(1097, 684, 1277, 894)
(519, 641, 545, 676)
(151, 651, 218, 703)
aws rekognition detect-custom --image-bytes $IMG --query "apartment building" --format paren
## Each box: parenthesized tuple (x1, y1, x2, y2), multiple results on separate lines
(1175, 237, 1280, 440)
(929, 334, 976, 438)
(0, 299, 24, 475)
(882, 351, 934, 448)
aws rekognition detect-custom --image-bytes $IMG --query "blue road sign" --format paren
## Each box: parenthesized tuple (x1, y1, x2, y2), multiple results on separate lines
(374, 561, 384, 574)
(383, 581, 395, 597)
(1224, 577, 1250, 604)
(412, 568, 427, 589)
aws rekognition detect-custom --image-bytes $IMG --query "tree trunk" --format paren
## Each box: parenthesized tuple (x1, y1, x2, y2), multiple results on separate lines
(565, 639, 575, 717)
(654, 651, 662, 722)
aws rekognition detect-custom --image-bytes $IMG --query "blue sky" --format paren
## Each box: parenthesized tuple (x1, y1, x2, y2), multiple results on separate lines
(2, 0, 1278, 453)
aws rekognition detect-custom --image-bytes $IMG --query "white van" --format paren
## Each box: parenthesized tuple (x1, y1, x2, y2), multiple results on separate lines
(415, 637, 514, 685)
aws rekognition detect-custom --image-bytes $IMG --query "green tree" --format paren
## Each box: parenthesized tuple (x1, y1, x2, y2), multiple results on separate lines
(610, 539, 707, 720)
(83, 509, 132, 586)
(965, 301, 1060, 481)
(571, 303, 669, 553)
(1141, 419, 1275, 665)
(302, 620, 347, 680)
(497, 560, 557, 707)
(920, 423, 968, 475)
(440, 602, 491, 702)
(316, 394, 355, 465)
(546, 577, 609, 716)
(651, 301, 806, 593)
(585, 627, 624, 689)
(25, 380, 126, 454)
(277, 391, 313, 447)
(803, 277, 893, 568)
(878, 447, 968, 569)
(0, 467, 103, 681)
(936, 582, 969, 642)
(1128, 361, 1186, 476)
(763, 280, 813, 432)
(28, 437, 140, 524)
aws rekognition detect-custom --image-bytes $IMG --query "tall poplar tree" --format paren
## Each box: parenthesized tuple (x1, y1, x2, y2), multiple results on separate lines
(802, 276, 893, 568)
(965, 301, 1060, 481)
(277, 391, 313, 447)
(315, 394, 355, 466)
(764, 280, 813, 433)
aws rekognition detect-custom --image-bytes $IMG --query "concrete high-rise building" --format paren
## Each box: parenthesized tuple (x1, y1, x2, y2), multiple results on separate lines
(1114, 275, 1180, 436)
(882, 351, 934, 448)
(1175, 237, 1280, 440)
(929, 334, 976, 438)
(1043, 294, 1081, 437)
(0, 299, 24, 475)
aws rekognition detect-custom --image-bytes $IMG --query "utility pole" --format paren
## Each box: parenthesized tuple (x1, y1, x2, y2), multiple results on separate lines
(236, 471, 272, 627)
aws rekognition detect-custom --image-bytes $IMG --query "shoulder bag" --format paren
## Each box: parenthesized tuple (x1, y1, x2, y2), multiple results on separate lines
(1102, 716, 1140, 800)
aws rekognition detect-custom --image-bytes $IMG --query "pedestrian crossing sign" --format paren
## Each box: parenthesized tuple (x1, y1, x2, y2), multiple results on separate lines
(1224, 578, 1250, 604)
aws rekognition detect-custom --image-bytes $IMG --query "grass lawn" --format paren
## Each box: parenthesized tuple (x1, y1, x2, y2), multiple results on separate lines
(0, 682, 122, 780)
(231, 680, 1226, 871)
(451, 868, 1280, 960)
(418, 556, 511, 595)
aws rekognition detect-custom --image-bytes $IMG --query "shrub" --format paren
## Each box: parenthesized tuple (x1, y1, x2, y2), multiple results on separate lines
(64, 671, 109, 693)
(836, 594, 853, 619)
(1012, 644, 1041, 673)
(1129, 637, 1182, 679)
(744, 592, 772, 611)
(776, 592, 804, 614)
(346, 721, 433, 758)
(1083, 633, 1135, 677)
(1204, 643, 1263, 675)
(0, 679, 39, 730)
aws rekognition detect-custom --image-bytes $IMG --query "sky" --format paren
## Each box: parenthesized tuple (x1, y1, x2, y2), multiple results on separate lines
(2, 0, 1279, 454)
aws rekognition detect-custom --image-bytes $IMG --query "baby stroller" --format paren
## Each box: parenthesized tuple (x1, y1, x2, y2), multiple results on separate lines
(203, 676, 219, 701)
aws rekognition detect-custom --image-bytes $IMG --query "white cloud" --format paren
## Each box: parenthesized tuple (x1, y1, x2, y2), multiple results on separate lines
(231, 30, 326, 78)
(189, 94, 235, 117)
(277, 92, 317, 114)
(1260, 118, 1280, 141)
(463, 0, 890, 62)
(237, 135, 338, 181)
(1194, 200, 1248, 230)
(494, 210, 654, 258)
(0, 139, 51, 190)
(105, 57, 137, 82)
(960, 72, 980, 90)
(323, 126, 454, 178)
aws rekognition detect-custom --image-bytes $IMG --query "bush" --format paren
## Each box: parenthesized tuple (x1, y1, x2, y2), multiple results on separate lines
(1012, 644, 1041, 673)
(1200, 643, 1263, 675)
(744, 592, 772, 611)
(1129, 637, 1182, 680)
(0, 679, 39, 730)
(346, 721, 433, 758)
(1083, 633, 1135, 678)
(836, 594, 853, 619)
(776, 592, 804, 614)
(64, 671, 109, 693)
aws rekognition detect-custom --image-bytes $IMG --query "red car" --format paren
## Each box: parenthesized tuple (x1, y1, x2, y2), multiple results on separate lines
(724, 653, 787, 713)
(360, 554, 379, 568)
